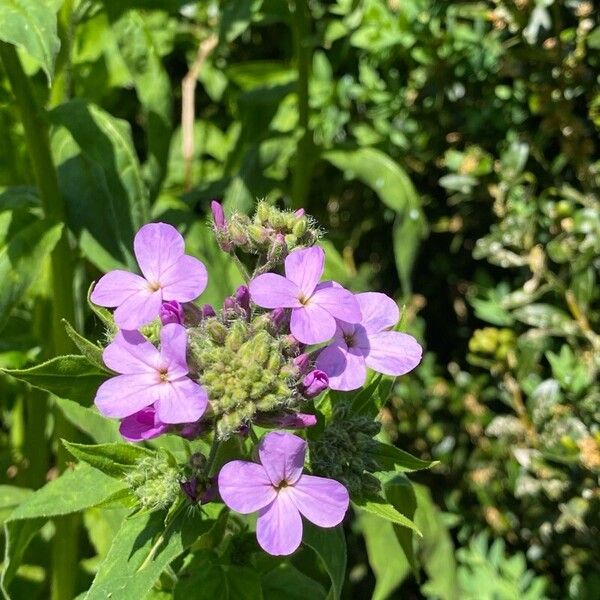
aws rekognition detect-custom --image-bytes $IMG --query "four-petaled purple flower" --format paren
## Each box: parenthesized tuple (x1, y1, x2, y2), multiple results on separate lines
(249, 246, 361, 344)
(95, 323, 208, 424)
(218, 431, 349, 556)
(91, 222, 208, 330)
(316, 292, 423, 391)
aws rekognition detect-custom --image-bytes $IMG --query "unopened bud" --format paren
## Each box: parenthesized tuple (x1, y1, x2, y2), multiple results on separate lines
(293, 353, 311, 375)
(300, 370, 328, 398)
(229, 221, 248, 245)
(211, 200, 226, 229)
(201, 304, 216, 318)
(269, 307, 287, 331)
(159, 300, 184, 325)
(255, 411, 317, 429)
(234, 285, 250, 313)
(206, 319, 227, 344)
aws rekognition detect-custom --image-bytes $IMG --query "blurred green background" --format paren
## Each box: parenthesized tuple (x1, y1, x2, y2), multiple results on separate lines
(0, 1, 598, 598)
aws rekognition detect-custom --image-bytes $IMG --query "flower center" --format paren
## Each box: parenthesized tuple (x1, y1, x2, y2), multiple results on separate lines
(344, 333, 355, 348)
(158, 368, 169, 383)
(147, 281, 162, 292)
(298, 294, 310, 305)
(275, 480, 290, 491)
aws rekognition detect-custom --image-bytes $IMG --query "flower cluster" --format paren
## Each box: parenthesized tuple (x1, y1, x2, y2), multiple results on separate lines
(90, 203, 423, 555)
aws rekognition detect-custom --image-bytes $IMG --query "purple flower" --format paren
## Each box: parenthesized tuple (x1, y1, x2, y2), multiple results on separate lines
(95, 323, 208, 424)
(316, 292, 423, 391)
(91, 223, 208, 330)
(249, 246, 361, 345)
(159, 300, 184, 325)
(218, 432, 349, 556)
(119, 406, 169, 442)
(299, 370, 328, 398)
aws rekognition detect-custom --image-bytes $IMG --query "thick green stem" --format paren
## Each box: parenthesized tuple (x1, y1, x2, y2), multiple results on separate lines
(0, 42, 78, 600)
(290, 0, 315, 209)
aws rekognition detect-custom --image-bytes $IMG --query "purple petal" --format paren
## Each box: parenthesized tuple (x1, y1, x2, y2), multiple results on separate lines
(90, 270, 148, 307)
(310, 285, 361, 323)
(218, 461, 277, 513)
(316, 343, 367, 391)
(290, 305, 336, 345)
(256, 492, 303, 556)
(255, 412, 317, 429)
(113, 289, 162, 330)
(356, 292, 399, 333)
(94, 373, 158, 418)
(299, 370, 329, 399)
(258, 431, 306, 486)
(160, 255, 208, 303)
(364, 331, 423, 376)
(249, 273, 302, 309)
(119, 407, 168, 442)
(159, 300, 184, 325)
(211, 200, 226, 229)
(159, 323, 188, 374)
(284, 247, 324, 298)
(134, 222, 185, 284)
(155, 378, 208, 424)
(290, 475, 349, 527)
(103, 330, 161, 374)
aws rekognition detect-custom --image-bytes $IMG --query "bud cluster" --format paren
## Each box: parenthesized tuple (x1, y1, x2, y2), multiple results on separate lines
(124, 451, 181, 512)
(212, 200, 321, 262)
(188, 314, 306, 439)
(309, 404, 382, 495)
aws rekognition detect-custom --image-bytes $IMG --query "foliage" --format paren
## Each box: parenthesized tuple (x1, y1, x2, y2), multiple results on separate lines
(0, 0, 598, 599)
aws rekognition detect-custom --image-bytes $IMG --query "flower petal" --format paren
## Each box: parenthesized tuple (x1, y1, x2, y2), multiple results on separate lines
(249, 274, 301, 309)
(289, 475, 349, 527)
(90, 270, 148, 307)
(356, 292, 399, 333)
(155, 377, 208, 424)
(311, 285, 361, 323)
(103, 330, 161, 374)
(160, 255, 208, 302)
(284, 247, 324, 297)
(364, 331, 423, 376)
(159, 323, 188, 374)
(134, 222, 185, 284)
(316, 343, 367, 391)
(119, 407, 168, 442)
(290, 304, 336, 345)
(218, 460, 277, 514)
(94, 373, 158, 418)
(113, 289, 162, 330)
(256, 491, 303, 556)
(258, 431, 307, 486)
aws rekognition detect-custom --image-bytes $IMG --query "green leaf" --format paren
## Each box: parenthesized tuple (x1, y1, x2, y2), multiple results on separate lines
(63, 441, 154, 478)
(261, 564, 326, 600)
(1, 465, 127, 595)
(219, 0, 264, 43)
(0, 486, 33, 525)
(7, 464, 126, 522)
(0, 219, 63, 333)
(113, 11, 173, 198)
(322, 147, 426, 293)
(353, 493, 421, 535)
(2, 355, 108, 404)
(0, 0, 61, 83)
(62, 319, 107, 370)
(512, 304, 578, 336)
(382, 474, 419, 577)
(49, 99, 149, 270)
(350, 375, 394, 418)
(175, 551, 263, 600)
(302, 523, 346, 600)
(85, 509, 225, 600)
(369, 441, 438, 473)
(56, 398, 121, 444)
(360, 513, 410, 600)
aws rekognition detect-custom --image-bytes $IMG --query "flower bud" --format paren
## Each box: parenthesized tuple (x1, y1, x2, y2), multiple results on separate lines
(234, 285, 251, 313)
(269, 307, 287, 332)
(300, 370, 329, 398)
(180, 477, 199, 503)
(255, 411, 317, 429)
(201, 304, 217, 318)
(293, 208, 305, 217)
(205, 319, 227, 344)
(229, 221, 249, 246)
(211, 200, 226, 229)
(293, 352, 311, 375)
(159, 300, 184, 325)
(248, 224, 269, 244)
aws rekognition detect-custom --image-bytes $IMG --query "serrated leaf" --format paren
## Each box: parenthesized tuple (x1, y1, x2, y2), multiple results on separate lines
(303, 523, 346, 600)
(0, 219, 63, 333)
(56, 398, 121, 444)
(353, 493, 421, 535)
(63, 441, 154, 478)
(62, 319, 107, 370)
(369, 441, 438, 473)
(2, 354, 108, 404)
(0, 0, 61, 83)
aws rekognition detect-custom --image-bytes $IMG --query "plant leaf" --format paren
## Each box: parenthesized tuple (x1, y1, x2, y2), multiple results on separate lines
(369, 441, 438, 473)
(353, 493, 421, 535)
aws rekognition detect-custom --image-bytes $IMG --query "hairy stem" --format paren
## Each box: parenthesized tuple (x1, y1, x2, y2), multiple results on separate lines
(290, 0, 315, 209)
(0, 42, 78, 600)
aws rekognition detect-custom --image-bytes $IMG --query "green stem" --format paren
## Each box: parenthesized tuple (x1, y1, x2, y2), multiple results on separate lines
(206, 438, 221, 476)
(290, 0, 315, 209)
(0, 42, 78, 600)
